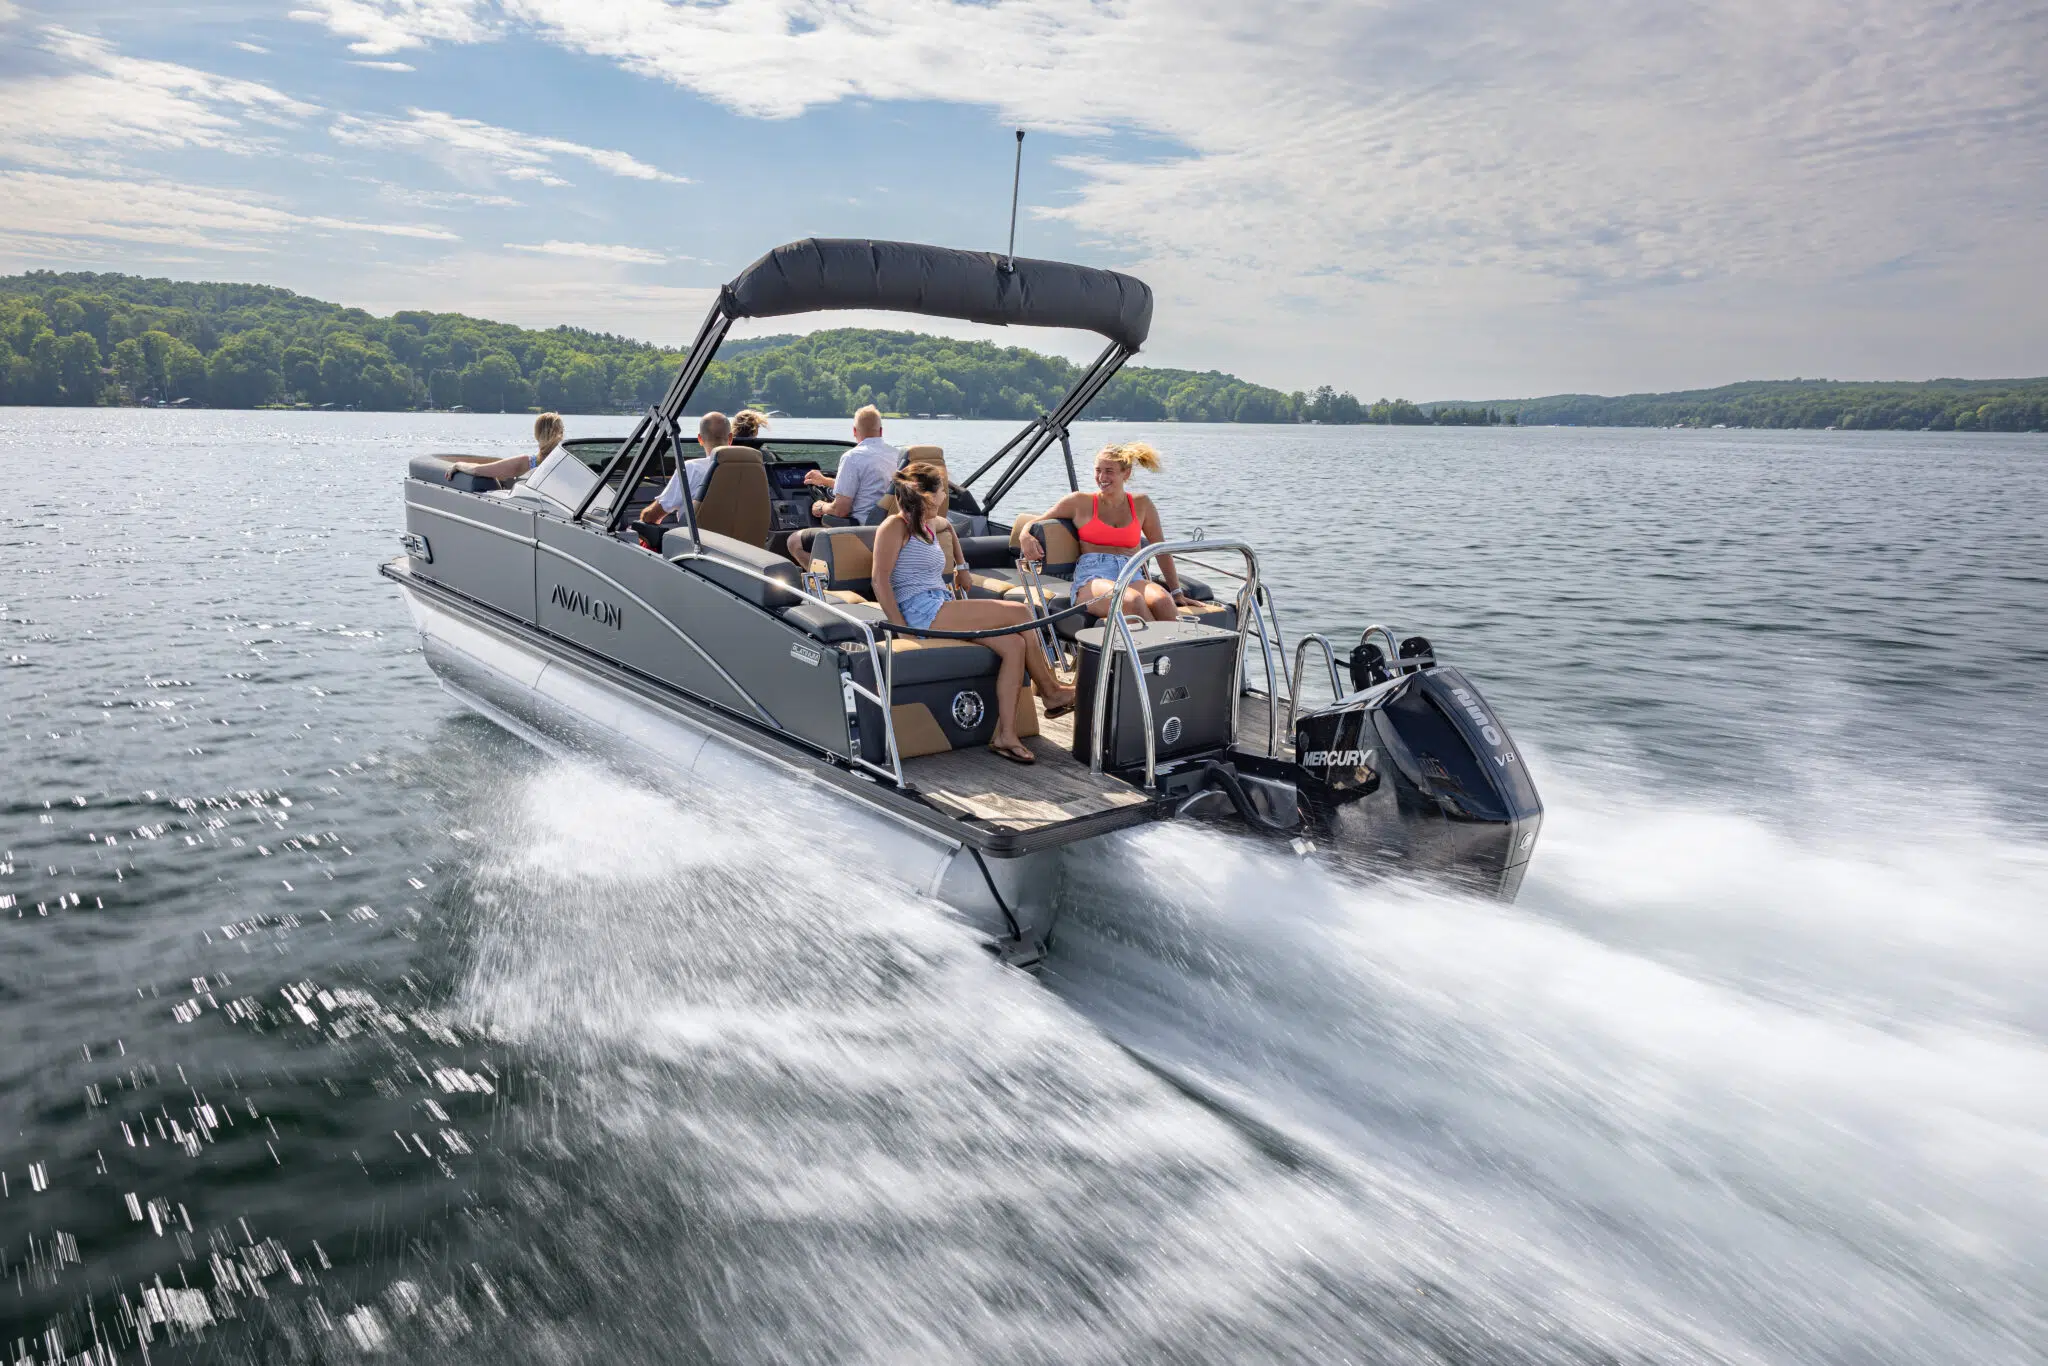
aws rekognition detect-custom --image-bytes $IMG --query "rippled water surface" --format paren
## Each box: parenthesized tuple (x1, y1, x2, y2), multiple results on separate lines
(2, 410, 2044, 1363)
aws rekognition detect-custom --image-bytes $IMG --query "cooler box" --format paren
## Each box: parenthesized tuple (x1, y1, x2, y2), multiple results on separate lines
(1070, 619, 1239, 771)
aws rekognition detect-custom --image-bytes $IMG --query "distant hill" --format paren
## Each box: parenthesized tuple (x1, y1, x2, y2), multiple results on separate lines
(0, 270, 1323, 422)
(1456, 378, 2048, 433)
(4, 271, 2035, 431)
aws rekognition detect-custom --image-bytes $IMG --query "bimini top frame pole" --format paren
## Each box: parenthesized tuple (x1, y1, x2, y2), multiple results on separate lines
(962, 340, 1135, 513)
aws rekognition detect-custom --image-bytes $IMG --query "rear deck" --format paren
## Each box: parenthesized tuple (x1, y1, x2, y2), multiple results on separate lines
(904, 690, 1285, 832)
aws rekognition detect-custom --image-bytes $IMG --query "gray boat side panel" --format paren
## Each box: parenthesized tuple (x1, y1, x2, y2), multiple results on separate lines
(405, 481, 538, 623)
(535, 517, 852, 755)
(532, 517, 758, 719)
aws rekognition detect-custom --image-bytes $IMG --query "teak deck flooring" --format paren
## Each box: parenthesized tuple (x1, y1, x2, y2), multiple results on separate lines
(906, 689, 1289, 831)
(907, 702, 1150, 830)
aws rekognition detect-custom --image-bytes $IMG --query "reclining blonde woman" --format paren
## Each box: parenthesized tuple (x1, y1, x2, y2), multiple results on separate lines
(872, 463, 1076, 764)
(1016, 441, 1193, 621)
(442, 412, 567, 484)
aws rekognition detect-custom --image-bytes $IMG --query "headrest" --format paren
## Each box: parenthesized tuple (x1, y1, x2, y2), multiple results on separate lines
(711, 445, 763, 465)
(902, 444, 946, 471)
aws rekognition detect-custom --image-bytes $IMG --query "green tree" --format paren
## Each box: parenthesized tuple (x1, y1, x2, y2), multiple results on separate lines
(207, 330, 282, 407)
(163, 338, 208, 401)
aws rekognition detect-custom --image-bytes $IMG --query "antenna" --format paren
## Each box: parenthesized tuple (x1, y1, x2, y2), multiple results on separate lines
(1005, 129, 1025, 272)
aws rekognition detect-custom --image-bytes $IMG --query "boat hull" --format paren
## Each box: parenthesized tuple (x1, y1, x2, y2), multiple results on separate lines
(393, 574, 1066, 952)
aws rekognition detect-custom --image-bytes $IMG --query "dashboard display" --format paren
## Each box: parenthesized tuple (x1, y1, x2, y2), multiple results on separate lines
(769, 463, 816, 490)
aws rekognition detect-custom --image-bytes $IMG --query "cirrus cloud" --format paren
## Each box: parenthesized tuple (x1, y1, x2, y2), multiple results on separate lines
(506, 240, 667, 265)
(330, 107, 686, 187)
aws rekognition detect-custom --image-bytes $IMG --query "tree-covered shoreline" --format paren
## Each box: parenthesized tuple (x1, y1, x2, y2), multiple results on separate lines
(1467, 378, 2048, 433)
(0, 270, 2039, 432)
(0, 270, 1340, 422)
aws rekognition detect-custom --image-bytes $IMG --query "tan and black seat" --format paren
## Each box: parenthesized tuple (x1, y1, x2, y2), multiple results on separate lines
(694, 445, 772, 548)
(807, 525, 1011, 602)
(846, 637, 1039, 760)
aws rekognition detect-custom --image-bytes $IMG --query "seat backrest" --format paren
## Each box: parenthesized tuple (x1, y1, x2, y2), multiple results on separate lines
(410, 453, 501, 492)
(810, 523, 958, 599)
(696, 445, 771, 548)
(809, 526, 879, 595)
(663, 528, 802, 610)
(1025, 518, 1083, 579)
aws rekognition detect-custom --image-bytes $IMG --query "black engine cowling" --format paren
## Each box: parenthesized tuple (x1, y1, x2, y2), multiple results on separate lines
(1294, 663, 1542, 899)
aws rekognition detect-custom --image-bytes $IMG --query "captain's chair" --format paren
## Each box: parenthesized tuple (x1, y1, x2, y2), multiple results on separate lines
(694, 445, 771, 548)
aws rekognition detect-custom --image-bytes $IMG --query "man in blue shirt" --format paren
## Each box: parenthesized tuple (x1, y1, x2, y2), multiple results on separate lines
(784, 405, 903, 566)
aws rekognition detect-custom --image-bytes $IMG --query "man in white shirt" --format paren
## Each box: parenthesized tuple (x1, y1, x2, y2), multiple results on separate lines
(640, 411, 733, 528)
(784, 405, 903, 566)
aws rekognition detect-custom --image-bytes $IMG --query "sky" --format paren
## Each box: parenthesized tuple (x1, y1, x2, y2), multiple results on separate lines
(0, 0, 2040, 399)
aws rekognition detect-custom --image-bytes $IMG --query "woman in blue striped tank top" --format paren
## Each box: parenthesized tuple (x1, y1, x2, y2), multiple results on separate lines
(871, 463, 1075, 764)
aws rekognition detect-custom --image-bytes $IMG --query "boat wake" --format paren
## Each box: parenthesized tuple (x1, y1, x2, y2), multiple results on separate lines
(416, 738, 2048, 1364)
(1043, 750, 2048, 1366)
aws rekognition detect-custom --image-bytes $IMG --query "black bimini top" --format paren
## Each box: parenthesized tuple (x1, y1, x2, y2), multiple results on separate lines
(723, 239, 1153, 351)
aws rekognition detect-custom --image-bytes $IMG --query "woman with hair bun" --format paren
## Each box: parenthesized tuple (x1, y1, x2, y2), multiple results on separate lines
(1017, 441, 1192, 623)
(872, 462, 1075, 764)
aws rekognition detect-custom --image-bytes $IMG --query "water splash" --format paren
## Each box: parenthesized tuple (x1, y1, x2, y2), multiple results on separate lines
(1046, 751, 2048, 1365)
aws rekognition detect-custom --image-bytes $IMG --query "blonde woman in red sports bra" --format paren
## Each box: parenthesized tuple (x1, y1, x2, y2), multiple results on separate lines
(1016, 442, 1194, 623)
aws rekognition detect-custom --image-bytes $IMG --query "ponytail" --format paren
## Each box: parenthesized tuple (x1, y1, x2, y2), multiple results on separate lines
(892, 462, 947, 540)
(1099, 441, 1161, 475)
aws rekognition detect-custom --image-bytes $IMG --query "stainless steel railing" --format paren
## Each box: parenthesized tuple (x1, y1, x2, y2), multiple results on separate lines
(1081, 538, 1289, 785)
(1289, 633, 1344, 727)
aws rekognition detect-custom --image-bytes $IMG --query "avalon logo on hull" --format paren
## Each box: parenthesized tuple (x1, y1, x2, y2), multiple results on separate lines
(550, 583, 623, 630)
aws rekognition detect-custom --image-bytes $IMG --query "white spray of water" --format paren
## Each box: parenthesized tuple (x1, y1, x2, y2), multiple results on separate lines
(444, 761, 1749, 1364)
(1047, 752, 2048, 1366)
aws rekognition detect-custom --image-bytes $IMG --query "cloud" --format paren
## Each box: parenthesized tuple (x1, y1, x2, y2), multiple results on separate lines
(348, 246, 717, 342)
(0, 27, 318, 165)
(294, 0, 2045, 391)
(349, 60, 417, 71)
(330, 107, 686, 187)
(358, 178, 520, 209)
(289, 0, 493, 55)
(0, 169, 459, 253)
(233, 40, 270, 54)
(507, 240, 665, 265)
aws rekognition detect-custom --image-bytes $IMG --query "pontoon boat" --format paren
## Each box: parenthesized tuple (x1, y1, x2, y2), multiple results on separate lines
(382, 240, 1541, 962)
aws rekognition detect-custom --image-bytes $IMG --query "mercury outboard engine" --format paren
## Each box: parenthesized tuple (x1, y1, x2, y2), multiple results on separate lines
(1294, 638, 1541, 899)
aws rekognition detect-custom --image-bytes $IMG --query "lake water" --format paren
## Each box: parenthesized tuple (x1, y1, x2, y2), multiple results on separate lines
(2, 410, 2044, 1364)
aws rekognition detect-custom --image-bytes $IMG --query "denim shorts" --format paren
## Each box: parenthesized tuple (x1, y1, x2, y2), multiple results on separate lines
(1072, 551, 1136, 587)
(898, 587, 952, 631)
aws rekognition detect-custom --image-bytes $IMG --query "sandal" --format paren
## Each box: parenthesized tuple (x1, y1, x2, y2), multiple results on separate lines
(1042, 694, 1077, 720)
(988, 741, 1038, 765)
